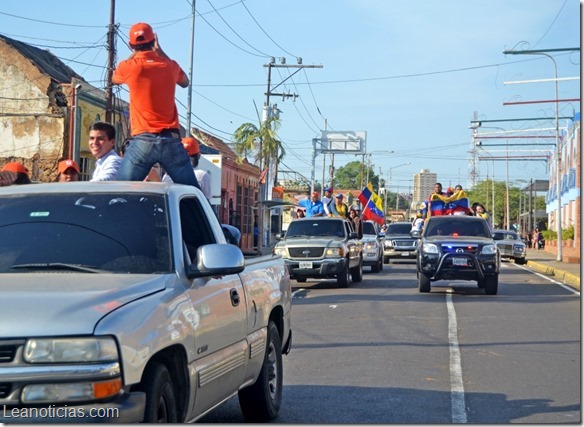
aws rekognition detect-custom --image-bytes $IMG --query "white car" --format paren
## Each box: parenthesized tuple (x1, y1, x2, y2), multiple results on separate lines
(361, 220, 384, 273)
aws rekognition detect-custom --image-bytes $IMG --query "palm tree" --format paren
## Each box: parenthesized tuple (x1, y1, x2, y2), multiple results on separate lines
(233, 116, 285, 186)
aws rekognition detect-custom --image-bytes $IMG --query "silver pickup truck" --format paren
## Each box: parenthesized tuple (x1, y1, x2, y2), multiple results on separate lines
(0, 182, 292, 423)
(274, 217, 363, 288)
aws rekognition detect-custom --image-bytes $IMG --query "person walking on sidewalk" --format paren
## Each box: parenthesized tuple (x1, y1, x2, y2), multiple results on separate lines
(113, 22, 199, 189)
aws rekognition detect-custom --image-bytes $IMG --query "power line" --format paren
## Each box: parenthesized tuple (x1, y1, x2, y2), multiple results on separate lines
(0, 11, 106, 28)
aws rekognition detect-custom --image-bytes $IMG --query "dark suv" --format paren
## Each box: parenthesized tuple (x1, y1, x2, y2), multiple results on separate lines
(415, 215, 500, 295)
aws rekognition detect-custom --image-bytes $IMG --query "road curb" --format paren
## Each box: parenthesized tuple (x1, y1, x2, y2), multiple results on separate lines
(526, 260, 580, 290)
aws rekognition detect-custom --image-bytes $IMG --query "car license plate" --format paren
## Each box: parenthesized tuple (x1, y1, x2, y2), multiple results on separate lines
(401, 252, 410, 256)
(367, 253, 376, 257)
(299, 261, 313, 269)
(452, 257, 468, 266)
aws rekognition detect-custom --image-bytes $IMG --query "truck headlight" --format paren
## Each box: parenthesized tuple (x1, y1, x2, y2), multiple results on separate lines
(364, 242, 376, 250)
(274, 247, 288, 257)
(421, 243, 438, 254)
(325, 247, 343, 257)
(384, 240, 393, 248)
(481, 244, 497, 255)
(24, 337, 118, 363)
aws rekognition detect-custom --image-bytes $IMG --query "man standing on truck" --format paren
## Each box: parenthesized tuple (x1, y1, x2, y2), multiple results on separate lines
(113, 22, 200, 190)
(298, 192, 325, 217)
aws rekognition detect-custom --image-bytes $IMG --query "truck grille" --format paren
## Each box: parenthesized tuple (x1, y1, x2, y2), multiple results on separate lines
(288, 247, 324, 258)
(0, 345, 17, 363)
(393, 240, 416, 248)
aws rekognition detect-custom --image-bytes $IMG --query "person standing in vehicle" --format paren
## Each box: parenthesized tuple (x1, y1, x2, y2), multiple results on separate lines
(321, 187, 337, 217)
(89, 122, 122, 181)
(349, 208, 363, 239)
(411, 210, 425, 232)
(334, 194, 349, 218)
(113, 22, 199, 189)
(57, 159, 80, 182)
(474, 203, 492, 230)
(1, 162, 31, 185)
(298, 192, 325, 217)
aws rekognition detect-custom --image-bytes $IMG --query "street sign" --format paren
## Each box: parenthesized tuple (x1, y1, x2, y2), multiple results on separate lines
(320, 131, 366, 154)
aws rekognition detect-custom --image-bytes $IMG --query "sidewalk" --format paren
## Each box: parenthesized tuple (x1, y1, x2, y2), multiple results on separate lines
(523, 248, 581, 291)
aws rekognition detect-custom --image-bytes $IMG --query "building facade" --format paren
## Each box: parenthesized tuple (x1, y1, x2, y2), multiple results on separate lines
(546, 115, 580, 262)
(412, 169, 437, 209)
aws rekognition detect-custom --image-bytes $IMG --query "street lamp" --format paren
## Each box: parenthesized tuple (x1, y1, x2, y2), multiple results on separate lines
(384, 162, 411, 222)
(503, 48, 563, 260)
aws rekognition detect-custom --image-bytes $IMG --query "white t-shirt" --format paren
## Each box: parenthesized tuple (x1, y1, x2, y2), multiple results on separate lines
(163, 168, 212, 202)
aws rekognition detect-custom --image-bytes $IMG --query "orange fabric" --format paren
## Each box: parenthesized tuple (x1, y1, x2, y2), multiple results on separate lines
(2, 162, 28, 175)
(113, 51, 186, 136)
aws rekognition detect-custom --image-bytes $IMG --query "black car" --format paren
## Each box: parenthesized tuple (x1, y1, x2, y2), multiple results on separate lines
(414, 215, 500, 295)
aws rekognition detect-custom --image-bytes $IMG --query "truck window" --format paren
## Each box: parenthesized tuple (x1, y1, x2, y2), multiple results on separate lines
(0, 193, 171, 274)
(179, 197, 216, 262)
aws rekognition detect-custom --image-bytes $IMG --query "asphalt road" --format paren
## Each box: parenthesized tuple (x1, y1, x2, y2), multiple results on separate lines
(200, 259, 580, 423)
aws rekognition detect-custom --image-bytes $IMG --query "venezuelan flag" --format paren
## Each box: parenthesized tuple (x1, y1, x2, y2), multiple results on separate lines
(359, 183, 385, 225)
(428, 190, 470, 217)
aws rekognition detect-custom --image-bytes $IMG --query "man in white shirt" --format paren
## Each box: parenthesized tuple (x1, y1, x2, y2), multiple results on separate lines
(321, 187, 337, 217)
(89, 122, 122, 181)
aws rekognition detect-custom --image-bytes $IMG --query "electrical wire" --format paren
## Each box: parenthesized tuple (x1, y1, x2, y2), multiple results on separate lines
(205, 0, 273, 57)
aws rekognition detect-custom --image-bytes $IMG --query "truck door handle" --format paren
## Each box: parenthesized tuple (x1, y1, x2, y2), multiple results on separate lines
(230, 288, 240, 306)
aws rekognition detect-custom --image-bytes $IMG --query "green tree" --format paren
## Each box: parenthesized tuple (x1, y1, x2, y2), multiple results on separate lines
(232, 116, 285, 186)
(334, 161, 379, 190)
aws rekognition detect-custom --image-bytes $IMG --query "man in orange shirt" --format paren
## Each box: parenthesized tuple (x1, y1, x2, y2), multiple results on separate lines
(113, 22, 199, 189)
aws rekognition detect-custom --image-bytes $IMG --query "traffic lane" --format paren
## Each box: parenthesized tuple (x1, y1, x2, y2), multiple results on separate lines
(285, 264, 456, 423)
(451, 263, 581, 423)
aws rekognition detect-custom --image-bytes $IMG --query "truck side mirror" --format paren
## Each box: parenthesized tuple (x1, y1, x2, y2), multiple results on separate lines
(187, 244, 245, 279)
(410, 230, 421, 238)
(349, 232, 358, 239)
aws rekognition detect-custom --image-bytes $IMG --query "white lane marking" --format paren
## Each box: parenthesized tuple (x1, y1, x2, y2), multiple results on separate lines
(512, 264, 580, 296)
(446, 291, 467, 423)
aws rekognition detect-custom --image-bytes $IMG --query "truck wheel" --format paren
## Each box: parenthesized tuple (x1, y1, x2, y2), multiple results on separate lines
(477, 278, 486, 289)
(418, 273, 431, 293)
(351, 257, 363, 282)
(514, 258, 526, 265)
(371, 258, 380, 273)
(383, 256, 389, 264)
(379, 255, 384, 271)
(337, 262, 350, 288)
(296, 277, 307, 283)
(136, 361, 178, 423)
(484, 275, 498, 295)
(239, 321, 283, 422)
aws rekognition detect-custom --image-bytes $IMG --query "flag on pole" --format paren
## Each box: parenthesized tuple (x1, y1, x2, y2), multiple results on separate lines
(358, 183, 385, 225)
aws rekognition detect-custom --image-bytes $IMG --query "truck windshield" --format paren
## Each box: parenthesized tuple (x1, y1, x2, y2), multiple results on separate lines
(0, 193, 171, 274)
(285, 220, 345, 238)
(425, 219, 490, 238)
(362, 222, 377, 235)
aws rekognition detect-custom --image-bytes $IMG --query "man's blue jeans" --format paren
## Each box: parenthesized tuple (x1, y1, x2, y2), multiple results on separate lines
(117, 132, 200, 189)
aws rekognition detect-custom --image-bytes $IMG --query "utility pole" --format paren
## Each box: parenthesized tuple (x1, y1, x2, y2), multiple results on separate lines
(185, 0, 196, 134)
(257, 58, 322, 254)
(104, 0, 116, 123)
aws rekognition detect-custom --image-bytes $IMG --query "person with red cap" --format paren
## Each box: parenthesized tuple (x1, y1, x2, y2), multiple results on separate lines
(298, 191, 325, 217)
(1, 162, 31, 185)
(112, 22, 200, 190)
(57, 159, 80, 182)
(162, 137, 211, 202)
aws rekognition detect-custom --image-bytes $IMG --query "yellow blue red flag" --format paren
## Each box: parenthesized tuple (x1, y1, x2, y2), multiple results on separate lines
(358, 183, 385, 225)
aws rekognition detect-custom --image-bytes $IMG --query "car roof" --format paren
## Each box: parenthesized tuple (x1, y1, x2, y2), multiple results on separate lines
(426, 215, 484, 223)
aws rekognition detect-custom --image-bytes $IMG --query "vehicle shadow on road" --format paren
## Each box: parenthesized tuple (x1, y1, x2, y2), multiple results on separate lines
(200, 384, 579, 423)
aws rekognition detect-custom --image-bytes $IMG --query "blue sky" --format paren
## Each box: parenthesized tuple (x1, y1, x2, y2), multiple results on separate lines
(0, 1, 580, 192)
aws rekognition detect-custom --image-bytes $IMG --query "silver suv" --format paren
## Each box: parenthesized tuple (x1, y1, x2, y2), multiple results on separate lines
(383, 221, 417, 263)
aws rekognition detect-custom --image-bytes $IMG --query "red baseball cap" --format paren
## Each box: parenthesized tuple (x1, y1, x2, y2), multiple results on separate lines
(129, 22, 155, 45)
(2, 162, 28, 175)
(182, 137, 200, 156)
(58, 159, 80, 174)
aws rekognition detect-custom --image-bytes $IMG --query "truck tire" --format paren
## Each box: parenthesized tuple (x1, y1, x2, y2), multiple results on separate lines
(383, 256, 389, 264)
(418, 273, 431, 293)
(514, 258, 526, 265)
(350, 257, 363, 282)
(135, 361, 178, 423)
(371, 256, 381, 273)
(239, 321, 283, 422)
(296, 277, 307, 283)
(484, 275, 498, 295)
(337, 262, 350, 288)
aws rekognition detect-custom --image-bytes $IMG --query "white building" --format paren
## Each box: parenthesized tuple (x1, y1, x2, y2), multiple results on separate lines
(412, 169, 437, 210)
